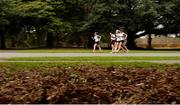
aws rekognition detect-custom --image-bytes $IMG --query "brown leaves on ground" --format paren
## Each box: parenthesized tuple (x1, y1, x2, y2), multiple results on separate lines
(0, 65, 180, 104)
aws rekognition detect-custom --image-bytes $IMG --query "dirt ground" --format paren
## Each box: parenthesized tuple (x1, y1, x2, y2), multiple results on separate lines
(135, 36, 180, 49)
(0, 65, 180, 104)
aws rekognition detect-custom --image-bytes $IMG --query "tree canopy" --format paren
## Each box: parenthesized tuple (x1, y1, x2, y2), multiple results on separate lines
(0, 0, 179, 49)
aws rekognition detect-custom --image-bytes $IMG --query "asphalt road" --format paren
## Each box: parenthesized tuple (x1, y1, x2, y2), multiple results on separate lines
(0, 52, 180, 58)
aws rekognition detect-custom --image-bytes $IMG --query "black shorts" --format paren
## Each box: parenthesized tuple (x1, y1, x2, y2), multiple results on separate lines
(95, 41, 100, 44)
(116, 40, 123, 43)
(122, 40, 127, 45)
(111, 40, 116, 45)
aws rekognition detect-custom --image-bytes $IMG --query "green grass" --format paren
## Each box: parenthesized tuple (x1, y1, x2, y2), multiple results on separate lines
(0, 49, 180, 53)
(7, 56, 180, 61)
(0, 62, 179, 72)
(0, 48, 105, 53)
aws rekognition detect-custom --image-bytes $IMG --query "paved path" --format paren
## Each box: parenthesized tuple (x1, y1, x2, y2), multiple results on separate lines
(0, 52, 180, 58)
(0, 52, 180, 64)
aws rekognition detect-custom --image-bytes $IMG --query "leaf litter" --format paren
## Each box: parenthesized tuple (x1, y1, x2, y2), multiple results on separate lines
(0, 65, 180, 104)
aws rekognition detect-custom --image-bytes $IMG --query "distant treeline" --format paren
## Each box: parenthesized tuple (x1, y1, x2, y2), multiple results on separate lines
(0, 0, 179, 49)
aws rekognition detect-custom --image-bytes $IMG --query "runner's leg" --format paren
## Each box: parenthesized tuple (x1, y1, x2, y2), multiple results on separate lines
(93, 43, 97, 53)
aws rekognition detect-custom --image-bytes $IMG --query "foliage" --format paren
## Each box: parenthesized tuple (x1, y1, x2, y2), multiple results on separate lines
(9, 0, 72, 47)
(0, 0, 14, 49)
(0, 0, 10, 27)
(157, 0, 180, 33)
(0, 0, 179, 49)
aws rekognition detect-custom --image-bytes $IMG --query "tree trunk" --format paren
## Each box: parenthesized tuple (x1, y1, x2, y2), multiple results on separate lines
(126, 32, 138, 50)
(11, 37, 16, 48)
(87, 32, 94, 48)
(0, 32, 6, 49)
(147, 33, 153, 49)
(46, 33, 54, 48)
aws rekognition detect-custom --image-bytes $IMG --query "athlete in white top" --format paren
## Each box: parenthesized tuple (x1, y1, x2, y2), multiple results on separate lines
(115, 29, 124, 52)
(116, 32, 124, 42)
(94, 33, 101, 42)
(110, 32, 116, 53)
(115, 28, 128, 53)
(93, 32, 102, 53)
(121, 31, 128, 53)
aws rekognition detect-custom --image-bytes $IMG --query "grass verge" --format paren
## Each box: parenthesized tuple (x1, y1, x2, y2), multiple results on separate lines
(7, 56, 180, 61)
(0, 49, 180, 53)
(0, 62, 179, 72)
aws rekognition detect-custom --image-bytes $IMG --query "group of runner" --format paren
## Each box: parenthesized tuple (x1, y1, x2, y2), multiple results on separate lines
(93, 27, 129, 53)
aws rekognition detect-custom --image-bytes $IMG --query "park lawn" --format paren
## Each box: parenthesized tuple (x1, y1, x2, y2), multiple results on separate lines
(7, 56, 180, 61)
(0, 48, 109, 53)
(0, 62, 180, 72)
(0, 49, 180, 53)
